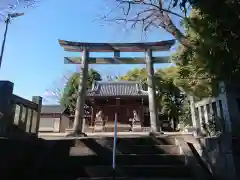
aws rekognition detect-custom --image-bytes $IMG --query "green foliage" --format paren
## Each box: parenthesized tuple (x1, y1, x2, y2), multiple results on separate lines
(60, 73, 78, 115)
(157, 67, 192, 126)
(87, 69, 102, 88)
(173, 1, 240, 97)
(178, 98, 192, 125)
(120, 67, 190, 127)
(60, 69, 102, 115)
(202, 115, 223, 137)
(120, 68, 147, 85)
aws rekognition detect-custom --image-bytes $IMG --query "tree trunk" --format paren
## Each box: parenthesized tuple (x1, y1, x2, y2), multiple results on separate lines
(160, 14, 193, 48)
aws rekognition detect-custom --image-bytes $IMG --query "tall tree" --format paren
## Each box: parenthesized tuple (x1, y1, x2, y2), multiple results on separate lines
(173, 1, 240, 97)
(156, 67, 190, 128)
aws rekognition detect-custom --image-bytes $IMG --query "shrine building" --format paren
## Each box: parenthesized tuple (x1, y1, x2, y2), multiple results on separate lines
(39, 80, 151, 133)
(84, 80, 150, 132)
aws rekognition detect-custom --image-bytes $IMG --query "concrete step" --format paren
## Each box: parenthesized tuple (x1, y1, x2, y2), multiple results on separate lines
(70, 145, 181, 155)
(65, 154, 185, 166)
(94, 137, 158, 146)
(76, 137, 176, 147)
(115, 154, 185, 165)
(155, 137, 176, 145)
(111, 145, 180, 155)
(38, 165, 192, 178)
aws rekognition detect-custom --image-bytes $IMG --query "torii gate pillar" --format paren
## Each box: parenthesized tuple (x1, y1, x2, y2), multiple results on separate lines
(72, 49, 89, 134)
(146, 49, 159, 132)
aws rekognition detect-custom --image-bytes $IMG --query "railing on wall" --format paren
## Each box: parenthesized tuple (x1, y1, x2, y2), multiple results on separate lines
(194, 97, 224, 129)
(0, 81, 42, 138)
(190, 82, 231, 135)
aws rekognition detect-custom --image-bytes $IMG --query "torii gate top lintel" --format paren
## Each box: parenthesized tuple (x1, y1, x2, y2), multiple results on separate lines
(58, 39, 175, 52)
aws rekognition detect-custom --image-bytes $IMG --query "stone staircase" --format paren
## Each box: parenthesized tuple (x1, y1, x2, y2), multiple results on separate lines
(35, 136, 196, 179)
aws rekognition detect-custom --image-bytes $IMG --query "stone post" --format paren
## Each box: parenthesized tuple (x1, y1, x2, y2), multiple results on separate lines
(26, 108, 33, 133)
(0, 81, 14, 136)
(22, 106, 28, 130)
(203, 104, 209, 124)
(216, 101, 222, 118)
(32, 96, 42, 136)
(145, 49, 159, 132)
(218, 81, 231, 133)
(209, 102, 213, 117)
(189, 96, 201, 136)
(217, 82, 236, 179)
(72, 48, 89, 134)
(198, 107, 203, 131)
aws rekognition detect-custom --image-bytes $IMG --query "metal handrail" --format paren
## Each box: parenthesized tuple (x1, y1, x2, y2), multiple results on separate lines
(112, 112, 118, 180)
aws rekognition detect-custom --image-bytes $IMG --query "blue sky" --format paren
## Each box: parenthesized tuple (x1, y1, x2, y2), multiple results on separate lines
(0, 0, 179, 102)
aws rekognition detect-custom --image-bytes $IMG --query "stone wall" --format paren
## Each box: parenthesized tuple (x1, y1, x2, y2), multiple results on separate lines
(225, 81, 240, 134)
(180, 135, 236, 180)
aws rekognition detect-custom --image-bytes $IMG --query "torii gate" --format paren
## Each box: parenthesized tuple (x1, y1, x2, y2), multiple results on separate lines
(58, 40, 175, 135)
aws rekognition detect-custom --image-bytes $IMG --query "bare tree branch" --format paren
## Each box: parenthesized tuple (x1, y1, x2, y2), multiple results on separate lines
(43, 70, 73, 104)
(0, 0, 39, 21)
(99, 0, 191, 47)
(119, 0, 184, 19)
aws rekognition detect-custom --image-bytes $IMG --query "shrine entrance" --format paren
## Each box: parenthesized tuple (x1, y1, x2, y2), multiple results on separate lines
(58, 40, 175, 134)
(84, 87, 149, 132)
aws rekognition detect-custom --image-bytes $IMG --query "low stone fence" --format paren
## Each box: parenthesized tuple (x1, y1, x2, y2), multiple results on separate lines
(0, 81, 42, 138)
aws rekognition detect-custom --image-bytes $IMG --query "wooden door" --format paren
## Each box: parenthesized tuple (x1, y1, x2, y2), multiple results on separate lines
(99, 106, 116, 123)
(117, 107, 127, 124)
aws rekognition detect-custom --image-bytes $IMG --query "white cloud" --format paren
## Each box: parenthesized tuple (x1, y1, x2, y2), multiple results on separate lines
(43, 91, 56, 97)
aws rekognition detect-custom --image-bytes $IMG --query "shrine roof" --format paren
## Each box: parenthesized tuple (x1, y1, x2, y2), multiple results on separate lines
(41, 105, 66, 114)
(87, 81, 148, 97)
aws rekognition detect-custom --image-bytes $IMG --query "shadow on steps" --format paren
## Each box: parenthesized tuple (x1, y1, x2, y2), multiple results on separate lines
(0, 136, 196, 179)
(37, 138, 116, 179)
(0, 137, 46, 179)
